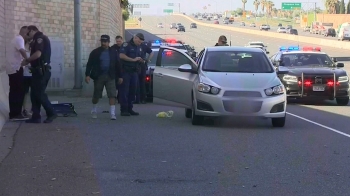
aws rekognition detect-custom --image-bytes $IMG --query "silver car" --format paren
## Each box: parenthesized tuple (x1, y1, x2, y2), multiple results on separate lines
(153, 46, 288, 127)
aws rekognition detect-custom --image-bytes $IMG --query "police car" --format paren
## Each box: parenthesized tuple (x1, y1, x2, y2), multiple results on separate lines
(144, 40, 191, 102)
(270, 46, 349, 105)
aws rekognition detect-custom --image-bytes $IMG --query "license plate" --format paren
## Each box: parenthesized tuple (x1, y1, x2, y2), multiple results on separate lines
(313, 86, 325, 91)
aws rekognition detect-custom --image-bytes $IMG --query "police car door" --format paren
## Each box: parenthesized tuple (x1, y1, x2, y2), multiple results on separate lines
(154, 46, 197, 107)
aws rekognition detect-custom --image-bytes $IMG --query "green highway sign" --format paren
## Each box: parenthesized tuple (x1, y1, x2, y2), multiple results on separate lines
(282, 2, 301, 10)
(168, 3, 174, 6)
(163, 9, 173, 13)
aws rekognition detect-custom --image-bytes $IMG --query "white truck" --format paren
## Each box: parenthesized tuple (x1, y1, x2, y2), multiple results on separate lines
(337, 22, 350, 41)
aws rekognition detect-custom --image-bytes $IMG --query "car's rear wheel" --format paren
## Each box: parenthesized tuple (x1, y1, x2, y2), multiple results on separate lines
(185, 109, 192, 118)
(271, 114, 286, 127)
(191, 99, 203, 125)
(336, 97, 349, 105)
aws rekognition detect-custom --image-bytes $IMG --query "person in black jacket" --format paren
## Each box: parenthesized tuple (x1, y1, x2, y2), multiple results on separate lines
(111, 35, 124, 102)
(85, 35, 123, 120)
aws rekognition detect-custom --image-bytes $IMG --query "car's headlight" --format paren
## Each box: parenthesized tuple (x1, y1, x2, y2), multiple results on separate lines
(265, 85, 284, 96)
(198, 83, 220, 95)
(282, 75, 298, 82)
(338, 76, 349, 83)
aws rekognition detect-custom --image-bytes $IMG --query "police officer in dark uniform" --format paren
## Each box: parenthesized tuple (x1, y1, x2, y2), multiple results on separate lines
(22, 25, 57, 123)
(215, 35, 229, 46)
(135, 41, 153, 104)
(119, 33, 144, 116)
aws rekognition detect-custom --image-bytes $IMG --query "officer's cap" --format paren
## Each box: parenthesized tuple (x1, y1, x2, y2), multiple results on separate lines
(135, 33, 145, 41)
(100, 35, 110, 42)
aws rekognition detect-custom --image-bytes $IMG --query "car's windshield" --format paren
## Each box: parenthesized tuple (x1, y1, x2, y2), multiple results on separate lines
(281, 53, 334, 67)
(202, 51, 274, 73)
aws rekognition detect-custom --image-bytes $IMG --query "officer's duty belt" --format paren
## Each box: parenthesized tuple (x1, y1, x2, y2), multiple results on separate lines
(122, 65, 137, 72)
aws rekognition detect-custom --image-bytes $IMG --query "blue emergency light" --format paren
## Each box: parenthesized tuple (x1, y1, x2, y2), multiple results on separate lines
(279, 46, 299, 51)
(155, 40, 160, 43)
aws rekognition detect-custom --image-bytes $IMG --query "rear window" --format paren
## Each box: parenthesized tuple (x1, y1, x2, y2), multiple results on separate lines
(202, 51, 274, 73)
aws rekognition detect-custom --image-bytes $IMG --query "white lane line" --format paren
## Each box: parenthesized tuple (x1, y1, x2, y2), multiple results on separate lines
(287, 112, 350, 138)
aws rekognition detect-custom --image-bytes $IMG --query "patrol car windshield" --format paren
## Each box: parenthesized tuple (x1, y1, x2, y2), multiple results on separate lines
(281, 53, 334, 67)
(202, 51, 274, 73)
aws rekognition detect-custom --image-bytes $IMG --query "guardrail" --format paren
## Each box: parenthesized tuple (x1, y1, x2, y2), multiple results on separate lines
(173, 14, 350, 50)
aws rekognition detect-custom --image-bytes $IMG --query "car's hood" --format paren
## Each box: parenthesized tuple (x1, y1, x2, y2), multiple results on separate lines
(283, 66, 345, 75)
(200, 72, 280, 90)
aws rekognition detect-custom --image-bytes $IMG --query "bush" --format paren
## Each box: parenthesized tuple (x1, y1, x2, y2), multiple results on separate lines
(122, 9, 130, 21)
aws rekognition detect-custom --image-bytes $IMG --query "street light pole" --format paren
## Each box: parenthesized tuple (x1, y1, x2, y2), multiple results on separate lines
(73, 0, 82, 89)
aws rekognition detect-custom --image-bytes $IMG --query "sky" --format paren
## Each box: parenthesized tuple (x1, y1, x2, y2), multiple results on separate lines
(129, 0, 326, 15)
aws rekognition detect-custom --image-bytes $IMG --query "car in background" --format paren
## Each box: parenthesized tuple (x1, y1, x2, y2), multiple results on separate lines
(278, 23, 282, 27)
(247, 41, 268, 53)
(223, 19, 229, 24)
(240, 22, 245, 26)
(170, 23, 177, 29)
(176, 23, 182, 29)
(260, 24, 270, 31)
(178, 25, 186, 32)
(245, 45, 269, 54)
(206, 17, 211, 21)
(269, 46, 349, 105)
(303, 26, 310, 32)
(214, 20, 219, 24)
(324, 28, 336, 37)
(157, 23, 163, 28)
(190, 23, 197, 28)
(288, 29, 298, 35)
(250, 23, 256, 27)
(277, 27, 287, 33)
(152, 46, 288, 127)
(286, 25, 293, 30)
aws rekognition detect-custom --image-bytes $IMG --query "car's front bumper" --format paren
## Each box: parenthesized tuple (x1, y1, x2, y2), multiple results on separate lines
(284, 81, 349, 99)
(194, 91, 286, 118)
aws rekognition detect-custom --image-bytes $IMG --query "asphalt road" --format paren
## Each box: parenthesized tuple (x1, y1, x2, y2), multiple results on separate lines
(188, 15, 340, 41)
(1, 16, 350, 195)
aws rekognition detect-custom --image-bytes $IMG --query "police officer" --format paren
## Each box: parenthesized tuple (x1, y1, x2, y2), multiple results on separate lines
(119, 33, 145, 116)
(135, 41, 153, 104)
(21, 25, 57, 123)
(215, 35, 229, 46)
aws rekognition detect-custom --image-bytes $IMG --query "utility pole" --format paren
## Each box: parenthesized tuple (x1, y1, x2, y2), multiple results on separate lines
(314, 2, 317, 22)
(73, 0, 82, 89)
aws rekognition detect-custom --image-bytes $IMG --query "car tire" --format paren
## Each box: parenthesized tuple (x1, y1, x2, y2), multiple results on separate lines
(336, 97, 349, 105)
(191, 99, 203, 125)
(271, 114, 286, 127)
(185, 109, 192, 118)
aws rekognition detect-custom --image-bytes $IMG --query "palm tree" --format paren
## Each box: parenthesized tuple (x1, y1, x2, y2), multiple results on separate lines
(253, 0, 260, 15)
(260, 0, 267, 14)
(325, 0, 338, 14)
(242, 0, 247, 13)
(267, 1, 275, 15)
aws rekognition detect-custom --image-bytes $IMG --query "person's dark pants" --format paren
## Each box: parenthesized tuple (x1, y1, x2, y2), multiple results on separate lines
(136, 64, 147, 102)
(30, 69, 56, 119)
(8, 67, 25, 118)
(119, 72, 138, 112)
(23, 76, 32, 112)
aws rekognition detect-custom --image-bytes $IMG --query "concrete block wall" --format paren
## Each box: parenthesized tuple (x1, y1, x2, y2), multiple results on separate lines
(0, 0, 123, 129)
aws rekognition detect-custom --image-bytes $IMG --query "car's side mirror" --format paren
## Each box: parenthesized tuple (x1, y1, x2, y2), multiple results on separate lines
(178, 64, 197, 74)
(277, 69, 288, 74)
(336, 62, 344, 67)
(332, 57, 338, 62)
(266, 51, 270, 54)
(272, 61, 277, 66)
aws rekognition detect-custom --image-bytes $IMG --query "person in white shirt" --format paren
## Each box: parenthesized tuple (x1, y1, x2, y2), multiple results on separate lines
(6, 26, 30, 121)
(22, 40, 32, 117)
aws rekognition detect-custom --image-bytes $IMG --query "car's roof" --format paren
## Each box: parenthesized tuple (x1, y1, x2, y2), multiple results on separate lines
(245, 45, 263, 48)
(206, 46, 264, 52)
(249, 41, 264, 44)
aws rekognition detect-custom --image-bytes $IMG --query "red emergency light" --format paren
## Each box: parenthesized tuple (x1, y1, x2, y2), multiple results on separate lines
(165, 39, 176, 43)
(165, 51, 172, 55)
(327, 81, 340, 86)
(302, 46, 321, 52)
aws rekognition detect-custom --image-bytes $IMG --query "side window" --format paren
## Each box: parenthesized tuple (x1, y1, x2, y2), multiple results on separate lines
(275, 53, 282, 62)
(159, 49, 193, 69)
(196, 49, 205, 65)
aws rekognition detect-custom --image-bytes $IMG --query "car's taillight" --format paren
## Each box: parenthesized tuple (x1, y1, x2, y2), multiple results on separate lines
(145, 76, 150, 82)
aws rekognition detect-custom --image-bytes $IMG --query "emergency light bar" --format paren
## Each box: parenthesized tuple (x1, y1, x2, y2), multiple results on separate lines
(279, 46, 300, 51)
(302, 46, 321, 51)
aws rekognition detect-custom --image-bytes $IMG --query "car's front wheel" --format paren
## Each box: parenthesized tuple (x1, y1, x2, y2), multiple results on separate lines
(271, 114, 286, 127)
(191, 99, 203, 125)
(336, 97, 349, 105)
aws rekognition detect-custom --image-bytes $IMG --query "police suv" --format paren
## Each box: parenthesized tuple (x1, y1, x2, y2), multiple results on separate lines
(144, 40, 193, 102)
(270, 45, 349, 105)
